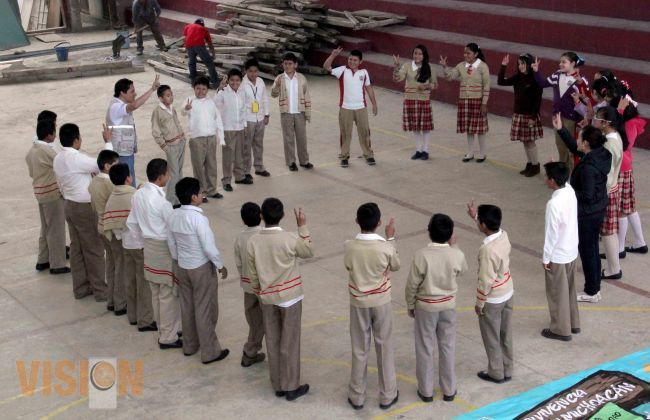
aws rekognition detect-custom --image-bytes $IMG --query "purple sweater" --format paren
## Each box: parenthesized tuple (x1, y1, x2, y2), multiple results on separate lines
(534, 71, 587, 122)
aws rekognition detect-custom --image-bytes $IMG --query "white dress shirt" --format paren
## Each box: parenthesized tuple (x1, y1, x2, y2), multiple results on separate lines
(243, 75, 270, 122)
(183, 95, 225, 142)
(482, 230, 514, 304)
(126, 182, 174, 241)
(543, 185, 579, 264)
(284, 73, 300, 114)
(53, 143, 114, 203)
(167, 205, 224, 270)
(214, 85, 246, 131)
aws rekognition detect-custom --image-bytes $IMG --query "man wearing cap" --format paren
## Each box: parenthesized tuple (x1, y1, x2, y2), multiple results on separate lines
(184, 18, 219, 89)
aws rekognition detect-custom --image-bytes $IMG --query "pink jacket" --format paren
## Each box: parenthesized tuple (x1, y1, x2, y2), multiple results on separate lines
(621, 117, 647, 172)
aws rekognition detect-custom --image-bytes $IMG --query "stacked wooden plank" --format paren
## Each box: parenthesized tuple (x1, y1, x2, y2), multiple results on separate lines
(148, 1, 405, 82)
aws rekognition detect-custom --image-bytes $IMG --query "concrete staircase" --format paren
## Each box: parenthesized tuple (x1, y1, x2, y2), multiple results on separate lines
(155, 0, 650, 147)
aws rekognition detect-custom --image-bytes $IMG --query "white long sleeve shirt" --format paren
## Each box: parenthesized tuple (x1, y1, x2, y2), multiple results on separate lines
(183, 95, 225, 142)
(53, 143, 114, 203)
(214, 85, 246, 131)
(242, 75, 270, 122)
(543, 184, 579, 264)
(167, 205, 224, 270)
(126, 182, 174, 241)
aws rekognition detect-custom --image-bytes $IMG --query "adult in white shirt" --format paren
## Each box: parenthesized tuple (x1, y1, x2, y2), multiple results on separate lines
(242, 59, 271, 178)
(106, 75, 161, 186)
(168, 177, 229, 364)
(126, 158, 182, 348)
(53, 123, 113, 301)
(541, 162, 580, 341)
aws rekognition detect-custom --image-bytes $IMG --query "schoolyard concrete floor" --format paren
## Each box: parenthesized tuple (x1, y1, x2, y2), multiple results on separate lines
(0, 40, 649, 419)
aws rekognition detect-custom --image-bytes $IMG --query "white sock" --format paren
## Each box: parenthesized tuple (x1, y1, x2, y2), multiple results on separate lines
(603, 234, 621, 275)
(422, 131, 430, 153)
(618, 217, 628, 252)
(525, 142, 539, 164)
(466, 134, 475, 156)
(478, 134, 487, 157)
(523, 144, 531, 163)
(628, 212, 647, 247)
(414, 131, 423, 152)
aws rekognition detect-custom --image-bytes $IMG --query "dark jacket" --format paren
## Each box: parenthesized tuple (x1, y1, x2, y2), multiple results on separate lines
(557, 128, 611, 218)
(132, 0, 161, 24)
(498, 65, 542, 115)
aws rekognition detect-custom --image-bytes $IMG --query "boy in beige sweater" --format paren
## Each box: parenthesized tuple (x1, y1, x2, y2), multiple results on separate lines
(234, 202, 265, 367)
(89, 150, 120, 312)
(246, 198, 313, 401)
(344, 203, 400, 411)
(467, 201, 514, 384)
(405, 214, 467, 403)
(151, 85, 186, 206)
(26, 119, 69, 275)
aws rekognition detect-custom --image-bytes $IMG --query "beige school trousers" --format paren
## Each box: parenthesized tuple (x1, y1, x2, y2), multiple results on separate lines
(189, 136, 218, 196)
(280, 113, 309, 166)
(37, 197, 66, 269)
(243, 292, 265, 358)
(222, 130, 246, 185)
(415, 308, 456, 398)
(108, 235, 127, 311)
(244, 120, 266, 173)
(339, 107, 374, 160)
(554, 118, 576, 172)
(478, 297, 514, 381)
(101, 235, 116, 308)
(164, 140, 186, 205)
(64, 200, 106, 301)
(348, 303, 397, 406)
(124, 248, 154, 328)
(545, 259, 580, 336)
(149, 280, 181, 344)
(262, 300, 302, 392)
(176, 261, 223, 362)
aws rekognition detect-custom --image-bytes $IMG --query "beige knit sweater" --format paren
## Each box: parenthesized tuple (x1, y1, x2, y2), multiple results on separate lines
(394, 62, 438, 101)
(443, 60, 490, 104)
(476, 231, 513, 308)
(25, 143, 61, 203)
(270, 72, 312, 121)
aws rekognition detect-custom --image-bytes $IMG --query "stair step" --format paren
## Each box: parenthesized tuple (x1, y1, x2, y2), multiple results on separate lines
(307, 48, 650, 148)
(355, 25, 650, 103)
(321, 0, 650, 60)
(337, 36, 372, 52)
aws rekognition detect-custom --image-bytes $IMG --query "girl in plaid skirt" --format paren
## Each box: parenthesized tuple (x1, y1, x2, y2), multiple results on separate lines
(440, 43, 490, 162)
(498, 53, 543, 177)
(393, 45, 437, 160)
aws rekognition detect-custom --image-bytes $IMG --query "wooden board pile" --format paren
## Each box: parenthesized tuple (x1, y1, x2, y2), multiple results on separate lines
(148, 0, 406, 82)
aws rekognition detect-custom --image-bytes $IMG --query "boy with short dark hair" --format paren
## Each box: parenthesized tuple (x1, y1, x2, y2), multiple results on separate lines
(243, 59, 271, 178)
(26, 119, 69, 274)
(271, 53, 313, 172)
(234, 202, 265, 367)
(542, 162, 580, 341)
(183, 76, 224, 201)
(323, 48, 378, 168)
(89, 149, 121, 312)
(152, 84, 186, 206)
(246, 198, 314, 401)
(168, 177, 229, 363)
(214, 68, 248, 191)
(467, 201, 514, 384)
(344, 203, 400, 411)
(405, 214, 467, 403)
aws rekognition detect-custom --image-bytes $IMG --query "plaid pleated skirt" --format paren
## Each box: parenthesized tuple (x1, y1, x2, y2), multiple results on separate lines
(457, 98, 488, 135)
(402, 99, 434, 132)
(510, 113, 543, 142)
(601, 184, 620, 235)
(619, 170, 636, 215)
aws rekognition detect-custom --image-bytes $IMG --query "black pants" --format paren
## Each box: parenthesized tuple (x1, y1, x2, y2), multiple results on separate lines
(578, 212, 605, 295)
(188, 45, 218, 85)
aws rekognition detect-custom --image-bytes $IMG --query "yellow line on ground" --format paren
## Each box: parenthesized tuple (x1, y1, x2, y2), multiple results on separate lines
(39, 397, 87, 420)
(373, 401, 429, 420)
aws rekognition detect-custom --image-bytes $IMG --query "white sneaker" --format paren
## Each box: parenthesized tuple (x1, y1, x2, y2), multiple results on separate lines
(577, 291, 601, 303)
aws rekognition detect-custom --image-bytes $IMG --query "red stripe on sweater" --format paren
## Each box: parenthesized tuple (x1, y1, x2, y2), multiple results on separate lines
(262, 276, 302, 291)
(417, 296, 454, 304)
(34, 182, 58, 189)
(34, 187, 60, 195)
(348, 277, 390, 295)
(257, 281, 302, 295)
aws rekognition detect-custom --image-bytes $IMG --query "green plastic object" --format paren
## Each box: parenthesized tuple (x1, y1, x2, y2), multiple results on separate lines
(1, 0, 29, 51)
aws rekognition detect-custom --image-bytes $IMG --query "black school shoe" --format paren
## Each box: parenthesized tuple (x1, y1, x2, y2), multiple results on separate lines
(443, 392, 456, 402)
(235, 178, 253, 185)
(245, 174, 253, 180)
(241, 352, 266, 367)
(300, 162, 314, 169)
(50, 267, 71, 275)
(417, 390, 433, 403)
(286, 384, 309, 401)
(159, 338, 183, 350)
(477, 371, 510, 384)
(275, 391, 286, 398)
(601, 270, 622, 280)
(288, 163, 299, 171)
(379, 391, 399, 410)
(223, 184, 233, 192)
(411, 151, 423, 160)
(114, 308, 127, 316)
(366, 157, 376, 166)
(203, 349, 230, 364)
(35, 262, 50, 271)
(340, 159, 349, 168)
(348, 398, 363, 410)
(138, 321, 157, 332)
(541, 328, 572, 341)
(572, 328, 581, 334)
(625, 245, 648, 254)
(255, 170, 271, 177)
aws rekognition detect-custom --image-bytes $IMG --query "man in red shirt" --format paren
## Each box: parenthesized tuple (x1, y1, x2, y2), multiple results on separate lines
(184, 18, 219, 88)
